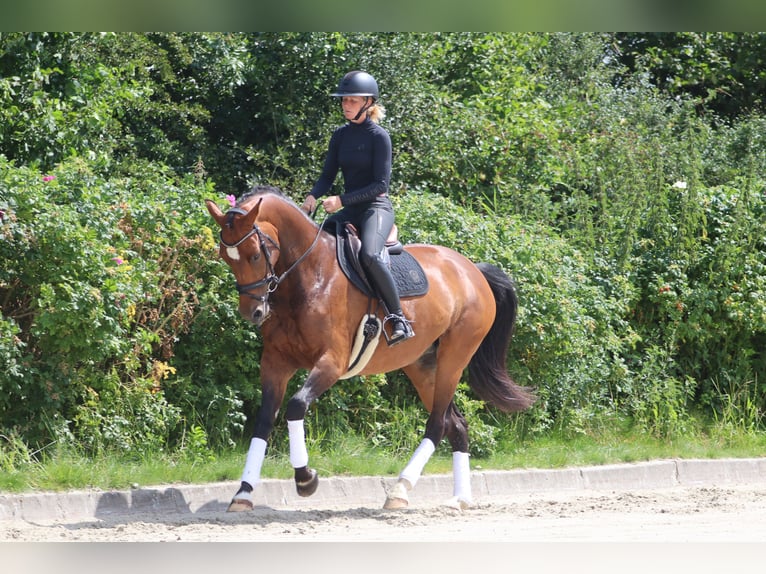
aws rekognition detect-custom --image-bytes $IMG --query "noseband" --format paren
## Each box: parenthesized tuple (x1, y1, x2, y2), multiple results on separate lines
(219, 208, 280, 302)
(219, 206, 324, 304)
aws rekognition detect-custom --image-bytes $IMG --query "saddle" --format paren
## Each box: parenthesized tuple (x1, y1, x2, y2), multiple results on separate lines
(325, 220, 429, 299)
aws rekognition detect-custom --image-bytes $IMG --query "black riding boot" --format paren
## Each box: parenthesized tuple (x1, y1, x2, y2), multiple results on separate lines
(363, 254, 415, 345)
(385, 312, 414, 345)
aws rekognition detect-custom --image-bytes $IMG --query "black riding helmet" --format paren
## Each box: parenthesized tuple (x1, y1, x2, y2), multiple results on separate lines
(331, 70, 379, 100)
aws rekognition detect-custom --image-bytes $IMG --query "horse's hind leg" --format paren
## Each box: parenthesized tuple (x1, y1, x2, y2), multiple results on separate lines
(383, 360, 439, 510)
(385, 401, 473, 508)
(384, 355, 467, 510)
(384, 399, 472, 510)
(444, 401, 473, 509)
(385, 325, 484, 510)
(384, 436, 437, 509)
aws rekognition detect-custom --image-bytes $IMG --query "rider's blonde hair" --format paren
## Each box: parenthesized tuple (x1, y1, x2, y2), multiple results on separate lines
(368, 103, 386, 123)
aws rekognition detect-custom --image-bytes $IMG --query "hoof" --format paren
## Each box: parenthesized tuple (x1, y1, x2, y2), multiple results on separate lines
(444, 496, 472, 510)
(227, 498, 254, 512)
(383, 480, 410, 510)
(296, 468, 319, 497)
(383, 496, 409, 510)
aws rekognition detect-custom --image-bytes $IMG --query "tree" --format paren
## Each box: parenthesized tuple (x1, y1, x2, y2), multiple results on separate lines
(615, 32, 766, 118)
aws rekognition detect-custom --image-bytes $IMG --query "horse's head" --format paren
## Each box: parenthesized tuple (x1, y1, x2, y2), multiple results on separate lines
(206, 197, 281, 327)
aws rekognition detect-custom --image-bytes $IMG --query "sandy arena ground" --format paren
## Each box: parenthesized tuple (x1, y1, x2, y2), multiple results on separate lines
(3, 482, 765, 543)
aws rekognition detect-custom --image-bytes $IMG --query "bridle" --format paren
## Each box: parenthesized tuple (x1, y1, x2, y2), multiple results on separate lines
(219, 207, 325, 303)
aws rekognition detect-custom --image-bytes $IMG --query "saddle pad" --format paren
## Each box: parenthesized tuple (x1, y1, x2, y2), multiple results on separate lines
(389, 251, 429, 298)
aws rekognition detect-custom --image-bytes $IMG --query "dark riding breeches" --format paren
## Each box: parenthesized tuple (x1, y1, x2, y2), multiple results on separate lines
(326, 197, 402, 315)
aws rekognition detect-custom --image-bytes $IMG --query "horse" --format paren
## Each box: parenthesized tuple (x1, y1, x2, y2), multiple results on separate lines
(205, 186, 535, 510)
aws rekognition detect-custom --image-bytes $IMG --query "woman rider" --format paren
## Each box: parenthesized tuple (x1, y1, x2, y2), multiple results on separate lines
(301, 70, 414, 345)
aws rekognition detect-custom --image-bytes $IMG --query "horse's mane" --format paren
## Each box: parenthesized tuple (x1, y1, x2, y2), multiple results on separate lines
(235, 185, 317, 224)
(238, 185, 285, 204)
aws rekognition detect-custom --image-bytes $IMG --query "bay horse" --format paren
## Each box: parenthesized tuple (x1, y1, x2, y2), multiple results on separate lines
(205, 186, 535, 510)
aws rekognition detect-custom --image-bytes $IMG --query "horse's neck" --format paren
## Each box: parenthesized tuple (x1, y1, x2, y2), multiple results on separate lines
(269, 208, 333, 277)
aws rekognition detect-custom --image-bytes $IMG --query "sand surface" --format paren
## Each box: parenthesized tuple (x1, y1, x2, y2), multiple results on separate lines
(3, 483, 765, 542)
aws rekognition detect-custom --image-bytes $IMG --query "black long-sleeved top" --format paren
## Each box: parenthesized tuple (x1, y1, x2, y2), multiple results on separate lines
(309, 118, 391, 207)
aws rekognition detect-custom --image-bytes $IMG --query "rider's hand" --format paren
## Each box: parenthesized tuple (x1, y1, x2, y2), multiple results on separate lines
(322, 196, 342, 214)
(301, 195, 317, 215)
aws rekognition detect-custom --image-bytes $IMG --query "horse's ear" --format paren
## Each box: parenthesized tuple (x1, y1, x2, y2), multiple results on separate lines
(205, 199, 226, 227)
(243, 198, 263, 228)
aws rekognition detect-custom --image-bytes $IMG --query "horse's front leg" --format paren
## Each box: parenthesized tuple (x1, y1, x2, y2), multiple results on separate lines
(228, 369, 292, 512)
(284, 362, 342, 498)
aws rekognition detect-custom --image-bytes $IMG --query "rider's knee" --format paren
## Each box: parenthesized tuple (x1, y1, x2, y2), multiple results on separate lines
(359, 247, 386, 270)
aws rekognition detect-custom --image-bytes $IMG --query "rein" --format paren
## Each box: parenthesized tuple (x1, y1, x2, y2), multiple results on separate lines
(220, 206, 326, 301)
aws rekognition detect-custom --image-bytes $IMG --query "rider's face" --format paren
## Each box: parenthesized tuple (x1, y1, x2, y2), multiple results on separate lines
(341, 96, 369, 123)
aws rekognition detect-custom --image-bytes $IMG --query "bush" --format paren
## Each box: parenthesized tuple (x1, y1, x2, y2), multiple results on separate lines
(3, 33, 766, 468)
(395, 191, 639, 437)
(0, 156, 252, 452)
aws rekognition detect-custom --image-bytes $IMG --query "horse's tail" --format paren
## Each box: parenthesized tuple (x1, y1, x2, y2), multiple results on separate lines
(467, 263, 536, 413)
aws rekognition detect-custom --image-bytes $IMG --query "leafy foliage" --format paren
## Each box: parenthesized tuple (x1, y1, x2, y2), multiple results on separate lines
(616, 32, 766, 118)
(1, 32, 766, 467)
(0, 157, 256, 454)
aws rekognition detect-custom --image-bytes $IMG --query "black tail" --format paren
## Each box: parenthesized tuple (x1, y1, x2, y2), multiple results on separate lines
(467, 263, 536, 413)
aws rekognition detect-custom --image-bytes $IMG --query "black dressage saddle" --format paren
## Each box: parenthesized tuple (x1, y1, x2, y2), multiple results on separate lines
(325, 220, 429, 299)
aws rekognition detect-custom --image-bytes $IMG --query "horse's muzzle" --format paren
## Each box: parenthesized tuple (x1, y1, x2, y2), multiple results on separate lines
(241, 301, 270, 327)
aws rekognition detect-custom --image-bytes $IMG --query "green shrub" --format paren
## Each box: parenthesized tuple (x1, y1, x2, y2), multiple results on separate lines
(2, 33, 766, 469)
(395, 191, 640, 436)
(0, 157, 249, 452)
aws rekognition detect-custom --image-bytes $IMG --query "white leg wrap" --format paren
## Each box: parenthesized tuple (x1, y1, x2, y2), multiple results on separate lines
(288, 419, 309, 468)
(241, 437, 267, 487)
(452, 451, 472, 502)
(399, 438, 436, 487)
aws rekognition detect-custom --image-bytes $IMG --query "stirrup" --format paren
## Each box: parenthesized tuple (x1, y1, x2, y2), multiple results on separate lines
(383, 314, 415, 346)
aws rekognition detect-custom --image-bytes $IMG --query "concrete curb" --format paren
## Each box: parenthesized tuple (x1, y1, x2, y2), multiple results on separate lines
(1, 457, 764, 523)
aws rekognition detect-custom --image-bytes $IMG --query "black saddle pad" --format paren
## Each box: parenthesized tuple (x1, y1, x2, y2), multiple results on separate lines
(326, 221, 429, 299)
(387, 249, 429, 298)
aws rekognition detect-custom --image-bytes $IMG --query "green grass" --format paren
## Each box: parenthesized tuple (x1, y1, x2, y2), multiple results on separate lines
(2, 425, 766, 494)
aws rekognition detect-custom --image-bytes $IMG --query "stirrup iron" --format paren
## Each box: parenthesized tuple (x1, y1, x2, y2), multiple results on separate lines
(383, 313, 415, 346)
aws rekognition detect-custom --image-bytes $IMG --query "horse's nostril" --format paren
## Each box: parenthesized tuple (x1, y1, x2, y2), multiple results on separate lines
(250, 305, 269, 327)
